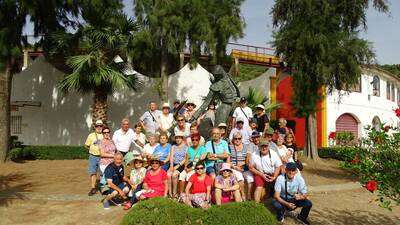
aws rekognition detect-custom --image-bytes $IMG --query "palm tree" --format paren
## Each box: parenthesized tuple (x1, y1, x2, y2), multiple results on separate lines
(52, 13, 141, 124)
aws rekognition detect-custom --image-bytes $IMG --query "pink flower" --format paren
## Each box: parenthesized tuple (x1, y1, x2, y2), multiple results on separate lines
(328, 132, 336, 139)
(365, 180, 378, 193)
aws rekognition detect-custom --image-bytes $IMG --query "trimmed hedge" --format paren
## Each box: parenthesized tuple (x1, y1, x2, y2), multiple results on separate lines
(8, 146, 88, 160)
(120, 198, 277, 225)
(318, 146, 364, 161)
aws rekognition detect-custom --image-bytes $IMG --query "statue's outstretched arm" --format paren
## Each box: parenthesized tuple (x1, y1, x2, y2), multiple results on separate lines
(189, 91, 214, 123)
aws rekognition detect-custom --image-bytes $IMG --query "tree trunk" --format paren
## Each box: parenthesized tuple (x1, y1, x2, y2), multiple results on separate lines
(305, 112, 319, 160)
(92, 89, 108, 126)
(0, 60, 13, 163)
(159, 39, 168, 101)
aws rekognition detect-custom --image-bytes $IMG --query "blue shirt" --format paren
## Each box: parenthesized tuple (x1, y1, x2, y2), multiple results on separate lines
(153, 143, 171, 161)
(104, 163, 124, 185)
(187, 146, 207, 164)
(274, 174, 307, 200)
(205, 140, 229, 168)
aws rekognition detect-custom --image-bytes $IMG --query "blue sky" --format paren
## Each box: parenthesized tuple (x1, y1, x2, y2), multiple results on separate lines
(25, 0, 400, 64)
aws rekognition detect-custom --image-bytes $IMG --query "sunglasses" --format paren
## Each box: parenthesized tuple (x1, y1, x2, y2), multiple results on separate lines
(195, 167, 204, 170)
(233, 137, 242, 140)
(134, 161, 143, 164)
(222, 170, 231, 173)
(151, 161, 160, 164)
(177, 119, 185, 122)
(192, 139, 200, 141)
(95, 125, 103, 127)
(102, 131, 110, 134)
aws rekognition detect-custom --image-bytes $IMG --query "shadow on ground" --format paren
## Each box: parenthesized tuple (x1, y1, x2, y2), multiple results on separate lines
(0, 173, 32, 206)
(311, 209, 398, 225)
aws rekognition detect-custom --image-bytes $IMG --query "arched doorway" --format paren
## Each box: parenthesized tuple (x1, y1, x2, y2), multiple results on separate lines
(372, 116, 381, 131)
(335, 113, 359, 138)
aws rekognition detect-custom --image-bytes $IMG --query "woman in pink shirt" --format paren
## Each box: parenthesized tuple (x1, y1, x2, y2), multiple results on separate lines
(138, 157, 168, 199)
(99, 127, 116, 173)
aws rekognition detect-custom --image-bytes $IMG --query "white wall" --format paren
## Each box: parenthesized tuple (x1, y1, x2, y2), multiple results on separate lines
(326, 68, 400, 144)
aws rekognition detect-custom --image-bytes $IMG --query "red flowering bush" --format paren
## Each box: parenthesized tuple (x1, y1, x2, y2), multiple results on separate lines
(328, 131, 336, 139)
(341, 124, 400, 210)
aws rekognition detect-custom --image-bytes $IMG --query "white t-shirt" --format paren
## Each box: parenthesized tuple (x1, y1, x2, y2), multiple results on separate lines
(132, 132, 146, 152)
(250, 150, 282, 174)
(143, 143, 159, 155)
(140, 110, 162, 134)
(112, 128, 135, 153)
(233, 106, 253, 129)
(159, 113, 174, 131)
(174, 123, 191, 137)
(229, 127, 252, 144)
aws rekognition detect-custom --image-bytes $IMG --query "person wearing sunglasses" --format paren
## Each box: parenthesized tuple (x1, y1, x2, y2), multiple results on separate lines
(184, 162, 212, 209)
(184, 100, 197, 121)
(173, 115, 191, 138)
(205, 127, 230, 179)
(99, 127, 116, 174)
(214, 163, 242, 205)
(123, 155, 146, 210)
(249, 140, 282, 204)
(229, 117, 251, 145)
(228, 132, 253, 201)
(84, 120, 104, 196)
(186, 123, 205, 147)
(137, 157, 168, 200)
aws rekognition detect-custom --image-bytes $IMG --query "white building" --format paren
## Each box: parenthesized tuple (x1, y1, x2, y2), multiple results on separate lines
(326, 66, 400, 143)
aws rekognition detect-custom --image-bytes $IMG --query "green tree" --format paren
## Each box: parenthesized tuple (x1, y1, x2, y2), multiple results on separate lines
(271, 0, 388, 160)
(51, 11, 140, 123)
(0, 0, 80, 162)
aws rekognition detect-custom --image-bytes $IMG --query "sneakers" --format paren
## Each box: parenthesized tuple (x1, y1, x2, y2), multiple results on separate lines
(88, 188, 97, 196)
(278, 217, 284, 223)
(103, 200, 110, 210)
(123, 202, 132, 210)
(296, 215, 310, 225)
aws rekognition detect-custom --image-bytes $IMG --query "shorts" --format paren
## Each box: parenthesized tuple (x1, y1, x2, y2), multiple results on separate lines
(232, 169, 254, 183)
(88, 154, 100, 175)
(179, 170, 195, 181)
(109, 182, 129, 194)
(206, 166, 216, 175)
(254, 174, 274, 187)
(187, 193, 209, 207)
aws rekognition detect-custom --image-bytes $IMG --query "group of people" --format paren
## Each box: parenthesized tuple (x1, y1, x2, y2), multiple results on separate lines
(84, 98, 312, 224)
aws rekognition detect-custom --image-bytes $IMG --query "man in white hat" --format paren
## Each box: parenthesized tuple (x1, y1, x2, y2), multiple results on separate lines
(84, 119, 104, 196)
(254, 104, 269, 134)
(158, 103, 174, 133)
(228, 117, 251, 144)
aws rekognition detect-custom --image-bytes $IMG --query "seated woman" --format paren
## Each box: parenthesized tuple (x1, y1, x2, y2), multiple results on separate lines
(142, 133, 159, 160)
(137, 157, 168, 200)
(214, 163, 242, 205)
(184, 162, 212, 209)
(152, 133, 171, 171)
(168, 131, 188, 198)
(276, 136, 294, 165)
(123, 155, 147, 210)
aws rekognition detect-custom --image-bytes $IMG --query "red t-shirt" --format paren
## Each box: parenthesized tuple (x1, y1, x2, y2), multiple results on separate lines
(143, 169, 168, 196)
(189, 174, 212, 194)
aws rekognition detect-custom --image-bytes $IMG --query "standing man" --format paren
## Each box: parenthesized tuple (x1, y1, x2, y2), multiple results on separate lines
(205, 127, 230, 179)
(254, 104, 269, 134)
(140, 101, 162, 134)
(232, 97, 253, 131)
(113, 118, 136, 156)
(249, 140, 282, 203)
(84, 120, 104, 196)
(229, 117, 252, 144)
(159, 103, 174, 134)
(273, 162, 312, 224)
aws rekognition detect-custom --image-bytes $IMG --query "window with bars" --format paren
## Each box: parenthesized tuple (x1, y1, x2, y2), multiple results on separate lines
(11, 116, 22, 134)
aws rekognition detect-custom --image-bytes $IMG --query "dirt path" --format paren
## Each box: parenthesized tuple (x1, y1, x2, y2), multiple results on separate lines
(0, 159, 398, 225)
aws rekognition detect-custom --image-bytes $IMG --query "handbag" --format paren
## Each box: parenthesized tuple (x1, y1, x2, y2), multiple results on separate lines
(295, 160, 303, 171)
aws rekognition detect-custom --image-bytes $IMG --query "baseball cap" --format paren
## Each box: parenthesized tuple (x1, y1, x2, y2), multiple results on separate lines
(286, 162, 297, 171)
(251, 131, 261, 138)
(259, 140, 269, 147)
(256, 104, 265, 110)
(218, 123, 227, 128)
(265, 127, 274, 135)
(95, 120, 104, 126)
(236, 117, 244, 123)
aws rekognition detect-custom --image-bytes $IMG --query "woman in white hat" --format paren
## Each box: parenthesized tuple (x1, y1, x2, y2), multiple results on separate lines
(158, 103, 174, 133)
(214, 163, 242, 205)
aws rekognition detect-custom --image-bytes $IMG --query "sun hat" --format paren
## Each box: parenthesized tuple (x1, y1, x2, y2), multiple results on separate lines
(219, 163, 233, 174)
(124, 152, 136, 165)
(256, 104, 265, 110)
(162, 103, 170, 108)
(286, 162, 297, 171)
(95, 120, 104, 126)
(148, 155, 164, 165)
(218, 123, 227, 128)
(187, 100, 196, 107)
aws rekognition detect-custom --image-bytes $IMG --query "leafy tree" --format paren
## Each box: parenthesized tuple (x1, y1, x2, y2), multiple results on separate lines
(0, 0, 79, 162)
(378, 64, 400, 78)
(50, 11, 140, 123)
(271, 0, 388, 160)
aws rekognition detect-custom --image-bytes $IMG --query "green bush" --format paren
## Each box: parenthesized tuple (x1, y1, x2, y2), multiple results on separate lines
(318, 146, 364, 161)
(8, 146, 88, 160)
(335, 131, 356, 146)
(120, 198, 277, 225)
